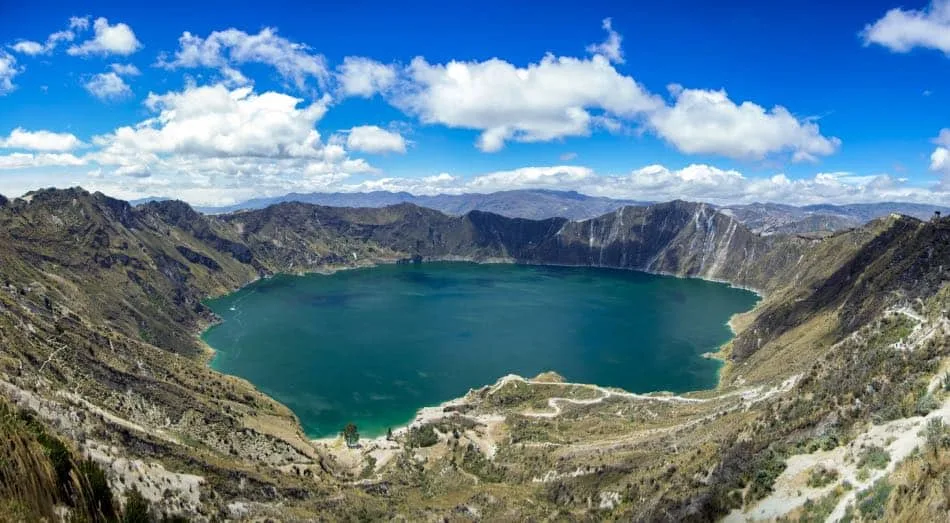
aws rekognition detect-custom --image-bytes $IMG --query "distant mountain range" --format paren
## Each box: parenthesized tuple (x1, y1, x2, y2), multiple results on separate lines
(181, 189, 949, 235)
(192, 189, 650, 221)
(717, 201, 950, 235)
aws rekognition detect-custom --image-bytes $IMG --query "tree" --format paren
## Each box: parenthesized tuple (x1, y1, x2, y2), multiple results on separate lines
(925, 418, 945, 458)
(386, 427, 393, 441)
(342, 423, 360, 447)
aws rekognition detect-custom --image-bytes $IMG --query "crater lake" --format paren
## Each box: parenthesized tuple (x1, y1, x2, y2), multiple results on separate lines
(202, 262, 759, 438)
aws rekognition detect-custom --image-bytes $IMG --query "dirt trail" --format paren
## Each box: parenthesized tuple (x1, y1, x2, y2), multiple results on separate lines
(507, 374, 800, 419)
(726, 306, 948, 522)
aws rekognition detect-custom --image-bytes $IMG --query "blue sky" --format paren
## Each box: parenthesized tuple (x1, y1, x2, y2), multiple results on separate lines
(0, 0, 949, 205)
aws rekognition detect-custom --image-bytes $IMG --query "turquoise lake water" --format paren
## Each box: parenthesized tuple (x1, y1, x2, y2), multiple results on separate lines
(202, 262, 758, 438)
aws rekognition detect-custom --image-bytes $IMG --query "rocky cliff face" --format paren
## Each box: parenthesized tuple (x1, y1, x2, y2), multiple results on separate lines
(216, 198, 810, 292)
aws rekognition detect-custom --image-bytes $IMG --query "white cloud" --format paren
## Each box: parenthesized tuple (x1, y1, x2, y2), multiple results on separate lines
(94, 84, 332, 158)
(393, 54, 660, 152)
(80, 83, 376, 200)
(468, 165, 595, 190)
(11, 41, 46, 55)
(931, 146, 949, 172)
(586, 18, 624, 64)
(862, 0, 950, 53)
(158, 28, 327, 90)
(11, 28, 77, 56)
(336, 56, 397, 97)
(0, 52, 20, 94)
(595, 165, 946, 204)
(332, 163, 947, 205)
(69, 16, 90, 31)
(344, 125, 407, 154)
(114, 164, 151, 178)
(372, 19, 835, 160)
(84, 72, 132, 100)
(648, 86, 840, 161)
(0, 152, 85, 170)
(68, 17, 141, 56)
(110, 63, 140, 76)
(929, 128, 950, 189)
(560, 152, 578, 161)
(0, 128, 83, 151)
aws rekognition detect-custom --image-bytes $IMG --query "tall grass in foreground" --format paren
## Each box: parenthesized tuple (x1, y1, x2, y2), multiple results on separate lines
(0, 399, 117, 522)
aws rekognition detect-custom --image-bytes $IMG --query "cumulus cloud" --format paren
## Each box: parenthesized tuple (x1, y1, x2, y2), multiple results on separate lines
(84, 72, 132, 100)
(11, 41, 46, 55)
(329, 163, 946, 206)
(393, 54, 660, 152)
(10, 25, 77, 56)
(69, 16, 90, 31)
(344, 125, 407, 154)
(0, 51, 20, 94)
(82, 83, 375, 195)
(67, 17, 142, 56)
(929, 128, 950, 190)
(336, 56, 397, 97)
(0, 128, 83, 151)
(467, 166, 595, 190)
(369, 19, 836, 159)
(0, 152, 85, 170)
(158, 28, 327, 90)
(94, 84, 332, 158)
(586, 18, 624, 64)
(862, 0, 950, 53)
(344, 166, 596, 195)
(110, 63, 140, 76)
(648, 86, 840, 161)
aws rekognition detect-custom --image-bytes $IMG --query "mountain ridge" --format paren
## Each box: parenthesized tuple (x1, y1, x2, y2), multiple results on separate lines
(173, 187, 950, 234)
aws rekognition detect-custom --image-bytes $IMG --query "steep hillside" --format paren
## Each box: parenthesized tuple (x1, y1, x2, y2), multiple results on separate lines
(0, 187, 947, 521)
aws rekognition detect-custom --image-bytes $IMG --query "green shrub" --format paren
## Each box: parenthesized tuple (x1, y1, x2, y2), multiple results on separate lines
(798, 485, 846, 523)
(806, 465, 839, 488)
(406, 424, 439, 448)
(925, 417, 947, 457)
(857, 446, 890, 470)
(747, 449, 787, 502)
(916, 394, 940, 415)
(857, 479, 892, 520)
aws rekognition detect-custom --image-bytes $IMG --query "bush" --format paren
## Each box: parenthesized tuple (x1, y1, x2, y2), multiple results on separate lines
(406, 424, 439, 448)
(925, 417, 947, 457)
(857, 479, 892, 520)
(857, 446, 890, 470)
(916, 394, 940, 415)
(806, 465, 839, 488)
(746, 449, 787, 502)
